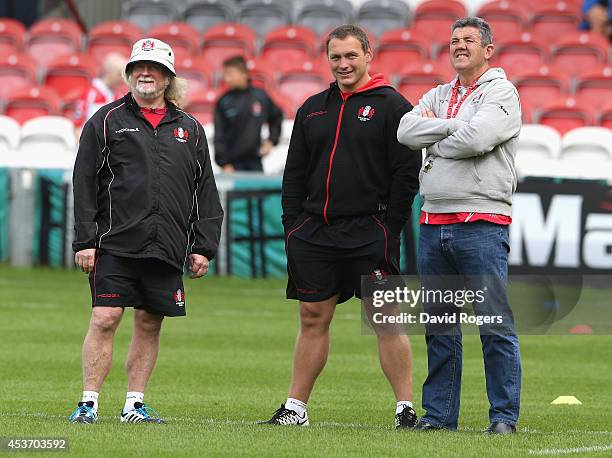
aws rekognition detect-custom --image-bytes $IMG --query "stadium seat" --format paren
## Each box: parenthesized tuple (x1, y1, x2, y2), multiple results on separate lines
(267, 88, 298, 119)
(551, 32, 610, 78)
(515, 123, 561, 178)
(0, 54, 37, 102)
(245, 56, 277, 89)
(121, 0, 180, 31)
(277, 62, 329, 114)
(395, 61, 448, 104)
(185, 88, 220, 125)
(0, 18, 26, 55)
(18, 116, 76, 169)
(260, 25, 318, 72)
(574, 65, 612, 110)
(295, 0, 355, 37)
(4, 86, 61, 125)
(175, 57, 212, 96)
(412, 0, 467, 45)
(513, 64, 569, 110)
(150, 22, 201, 60)
(261, 118, 292, 175)
(183, 0, 238, 32)
(356, 0, 411, 38)
(558, 127, 612, 180)
(86, 20, 143, 62)
(529, 0, 581, 43)
(43, 54, 97, 100)
(537, 97, 595, 135)
(376, 28, 431, 76)
(26, 18, 83, 69)
(0, 115, 21, 155)
(201, 23, 257, 72)
(493, 32, 549, 76)
(598, 99, 612, 129)
(238, 0, 292, 37)
(476, 1, 528, 41)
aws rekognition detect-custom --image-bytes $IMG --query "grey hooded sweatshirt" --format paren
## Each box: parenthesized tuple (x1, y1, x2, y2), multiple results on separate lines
(397, 67, 521, 216)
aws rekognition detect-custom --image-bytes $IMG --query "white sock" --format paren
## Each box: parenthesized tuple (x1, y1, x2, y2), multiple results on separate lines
(285, 398, 307, 416)
(124, 392, 144, 413)
(396, 400, 413, 414)
(81, 391, 99, 411)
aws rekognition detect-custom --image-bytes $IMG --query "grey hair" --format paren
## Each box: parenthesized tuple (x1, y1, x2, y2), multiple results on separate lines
(452, 17, 493, 46)
(124, 65, 189, 108)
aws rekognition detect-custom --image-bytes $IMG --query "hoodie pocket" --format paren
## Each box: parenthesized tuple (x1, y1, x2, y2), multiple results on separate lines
(471, 157, 483, 183)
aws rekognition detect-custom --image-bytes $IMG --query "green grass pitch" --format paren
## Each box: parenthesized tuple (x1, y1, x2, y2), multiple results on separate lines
(0, 265, 611, 457)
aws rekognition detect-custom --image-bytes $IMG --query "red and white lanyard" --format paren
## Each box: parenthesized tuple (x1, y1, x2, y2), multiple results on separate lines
(446, 79, 478, 119)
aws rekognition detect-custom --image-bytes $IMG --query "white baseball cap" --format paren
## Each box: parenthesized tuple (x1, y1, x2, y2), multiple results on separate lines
(126, 38, 176, 76)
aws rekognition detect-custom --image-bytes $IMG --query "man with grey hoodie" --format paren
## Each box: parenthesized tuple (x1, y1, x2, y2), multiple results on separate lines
(397, 17, 521, 434)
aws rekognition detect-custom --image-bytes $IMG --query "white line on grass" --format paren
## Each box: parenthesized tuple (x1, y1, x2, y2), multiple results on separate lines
(529, 445, 612, 455)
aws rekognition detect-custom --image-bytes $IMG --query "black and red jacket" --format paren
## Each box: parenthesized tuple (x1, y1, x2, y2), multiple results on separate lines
(282, 74, 421, 235)
(72, 93, 224, 271)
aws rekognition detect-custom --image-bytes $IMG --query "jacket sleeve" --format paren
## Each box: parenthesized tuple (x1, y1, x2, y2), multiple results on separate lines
(386, 100, 422, 235)
(429, 83, 521, 159)
(397, 89, 463, 150)
(213, 99, 230, 167)
(266, 92, 283, 146)
(72, 117, 105, 252)
(281, 106, 308, 232)
(190, 122, 224, 260)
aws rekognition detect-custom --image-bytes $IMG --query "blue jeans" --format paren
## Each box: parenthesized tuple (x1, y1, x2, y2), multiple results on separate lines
(417, 222, 521, 429)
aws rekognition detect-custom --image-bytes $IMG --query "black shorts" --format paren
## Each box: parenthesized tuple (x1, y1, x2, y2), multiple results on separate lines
(89, 253, 186, 317)
(285, 214, 401, 304)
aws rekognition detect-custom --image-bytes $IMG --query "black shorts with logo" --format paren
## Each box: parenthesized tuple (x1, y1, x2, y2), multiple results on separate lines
(285, 213, 401, 304)
(89, 253, 186, 317)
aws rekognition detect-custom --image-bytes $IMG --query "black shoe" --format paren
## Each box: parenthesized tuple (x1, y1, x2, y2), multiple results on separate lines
(484, 422, 516, 434)
(414, 420, 443, 431)
(395, 405, 418, 429)
(258, 404, 309, 426)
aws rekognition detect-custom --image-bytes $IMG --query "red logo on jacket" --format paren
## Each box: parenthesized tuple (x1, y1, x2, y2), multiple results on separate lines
(357, 105, 375, 121)
(173, 127, 189, 143)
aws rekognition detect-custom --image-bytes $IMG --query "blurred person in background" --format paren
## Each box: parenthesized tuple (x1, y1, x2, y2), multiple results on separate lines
(213, 55, 283, 173)
(581, 0, 612, 40)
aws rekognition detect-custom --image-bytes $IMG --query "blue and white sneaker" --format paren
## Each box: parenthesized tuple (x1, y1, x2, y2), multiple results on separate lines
(69, 401, 97, 424)
(120, 402, 164, 423)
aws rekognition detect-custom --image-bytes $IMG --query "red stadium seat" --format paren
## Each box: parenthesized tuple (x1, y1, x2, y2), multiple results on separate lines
(201, 23, 256, 72)
(260, 25, 317, 72)
(476, 1, 529, 41)
(396, 61, 448, 103)
(513, 64, 569, 110)
(267, 88, 298, 118)
(412, 0, 467, 45)
(26, 18, 83, 69)
(551, 32, 609, 78)
(376, 28, 431, 75)
(43, 54, 97, 100)
(0, 54, 37, 101)
(277, 61, 329, 114)
(529, 0, 581, 42)
(245, 56, 277, 90)
(185, 88, 220, 124)
(574, 65, 612, 110)
(4, 86, 61, 124)
(598, 99, 612, 129)
(150, 22, 201, 60)
(493, 32, 549, 76)
(0, 18, 26, 55)
(175, 57, 212, 96)
(537, 97, 595, 135)
(87, 20, 143, 62)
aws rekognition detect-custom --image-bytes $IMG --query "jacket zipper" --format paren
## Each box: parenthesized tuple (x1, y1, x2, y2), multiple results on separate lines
(323, 98, 347, 224)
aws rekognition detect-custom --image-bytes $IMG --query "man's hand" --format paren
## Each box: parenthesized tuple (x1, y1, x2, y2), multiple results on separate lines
(260, 139, 274, 157)
(422, 109, 437, 118)
(189, 254, 210, 278)
(75, 248, 97, 273)
(223, 164, 235, 173)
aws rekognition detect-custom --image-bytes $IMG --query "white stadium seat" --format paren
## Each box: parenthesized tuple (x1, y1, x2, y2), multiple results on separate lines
(18, 116, 76, 169)
(557, 127, 612, 181)
(0, 115, 21, 167)
(515, 123, 561, 178)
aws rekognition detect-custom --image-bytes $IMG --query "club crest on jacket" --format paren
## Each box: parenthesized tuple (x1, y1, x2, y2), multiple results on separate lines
(358, 105, 375, 122)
